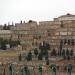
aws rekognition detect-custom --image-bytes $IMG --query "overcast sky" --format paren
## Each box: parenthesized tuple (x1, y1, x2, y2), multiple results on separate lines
(0, 0, 75, 25)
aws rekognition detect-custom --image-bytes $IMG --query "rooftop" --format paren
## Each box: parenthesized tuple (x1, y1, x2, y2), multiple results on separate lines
(59, 13, 75, 18)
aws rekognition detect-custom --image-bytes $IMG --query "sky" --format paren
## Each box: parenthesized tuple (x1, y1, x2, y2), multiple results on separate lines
(0, 0, 75, 25)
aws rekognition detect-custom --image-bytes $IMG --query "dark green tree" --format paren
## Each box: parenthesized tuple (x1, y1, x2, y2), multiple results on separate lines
(67, 56, 70, 60)
(45, 43, 50, 50)
(38, 65, 42, 75)
(7, 25, 10, 30)
(3, 24, 7, 30)
(46, 60, 49, 65)
(26, 52, 32, 61)
(3, 68, 5, 75)
(45, 51, 48, 60)
(38, 53, 43, 60)
(1, 41, 6, 50)
(64, 39, 67, 45)
(51, 49, 57, 56)
(68, 39, 70, 45)
(62, 49, 65, 57)
(23, 66, 30, 75)
(57, 50, 60, 56)
(71, 39, 74, 46)
(28, 20, 33, 23)
(70, 49, 73, 56)
(59, 40, 63, 56)
(66, 49, 70, 56)
(63, 55, 66, 60)
(50, 64, 56, 74)
(19, 54, 22, 61)
(39, 41, 50, 59)
(34, 48, 38, 56)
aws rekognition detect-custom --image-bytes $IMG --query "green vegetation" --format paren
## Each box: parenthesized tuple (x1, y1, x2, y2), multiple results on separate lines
(26, 51, 32, 61)
(0, 38, 20, 50)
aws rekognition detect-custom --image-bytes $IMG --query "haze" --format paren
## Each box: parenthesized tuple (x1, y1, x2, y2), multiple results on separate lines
(0, 0, 75, 24)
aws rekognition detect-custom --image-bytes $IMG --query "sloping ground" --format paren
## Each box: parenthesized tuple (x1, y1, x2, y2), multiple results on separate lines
(0, 50, 17, 57)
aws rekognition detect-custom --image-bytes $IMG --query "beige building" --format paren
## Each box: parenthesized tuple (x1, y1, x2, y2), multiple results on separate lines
(0, 13, 75, 51)
(9, 13, 75, 52)
(0, 13, 75, 75)
(0, 30, 12, 40)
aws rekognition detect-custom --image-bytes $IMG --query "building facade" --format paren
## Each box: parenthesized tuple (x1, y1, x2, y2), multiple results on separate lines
(0, 13, 75, 74)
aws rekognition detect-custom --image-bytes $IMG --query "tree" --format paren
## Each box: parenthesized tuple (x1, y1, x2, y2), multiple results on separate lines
(62, 49, 65, 57)
(39, 43, 43, 51)
(26, 52, 32, 61)
(3, 68, 5, 75)
(38, 65, 42, 75)
(63, 55, 66, 60)
(45, 43, 50, 50)
(1, 41, 6, 50)
(70, 49, 73, 56)
(61, 49, 66, 59)
(32, 42, 34, 46)
(64, 39, 67, 45)
(60, 40, 63, 45)
(45, 51, 48, 60)
(50, 64, 56, 74)
(65, 64, 72, 74)
(20, 20, 22, 24)
(39, 41, 50, 51)
(3, 24, 7, 30)
(34, 48, 38, 56)
(8, 64, 13, 75)
(45, 54, 48, 60)
(68, 39, 70, 45)
(51, 49, 57, 56)
(57, 50, 60, 56)
(67, 56, 70, 60)
(23, 66, 30, 75)
(28, 20, 33, 23)
(39, 41, 49, 59)
(38, 53, 43, 60)
(7, 25, 10, 30)
(0, 39, 9, 50)
(46, 60, 49, 65)
(19, 54, 22, 61)
(66, 49, 70, 56)
(16, 40, 20, 45)
(59, 40, 63, 56)
(9, 40, 20, 48)
(71, 39, 74, 46)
